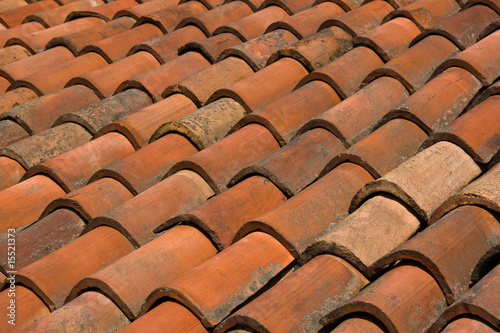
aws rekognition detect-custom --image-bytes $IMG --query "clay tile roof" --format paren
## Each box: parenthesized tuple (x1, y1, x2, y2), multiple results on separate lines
(0, 0, 498, 332)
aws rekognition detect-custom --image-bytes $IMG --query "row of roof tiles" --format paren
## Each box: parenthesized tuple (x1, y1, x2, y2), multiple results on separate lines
(0, 0, 498, 332)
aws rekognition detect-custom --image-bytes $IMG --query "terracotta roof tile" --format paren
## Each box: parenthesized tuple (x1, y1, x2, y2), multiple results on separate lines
(428, 263, 500, 333)
(45, 16, 136, 55)
(0, 208, 85, 270)
(214, 5, 288, 41)
(321, 264, 447, 332)
(23, 0, 104, 28)
(130, 25, 206, 63)
(79, 23, 162, 63)
(0, 0, 28, 13)
(156, 176, 286, 249)
(0, 0, 496, 330)
(40, 175, 133, 221)
(68, 225, 217, 319)
(20, 291, 130, 332)
(53, 87, 152, 134)
(265, 2, 345, 38)
(87, 170, 214, 247)
(351, 141, 481, 221)
(151, 98, 247, 149)
(133, 1, 208, 33)
(430, 161, 500, 223)
(0, 85, 100, 135)
(7, 16, 105, 54)
(113, 0, 178, 20)
(90, 133, 198, 194)
(16, 226, 134, 310)
(66, 0, 139, 21)
(0, 285, 50, 332)
(216, 255, 368, 332)
(0, 0, 59, 28)
(369, 205, 500, 303)
(440, 317, 498, 333)
(141, 232, 294, 327)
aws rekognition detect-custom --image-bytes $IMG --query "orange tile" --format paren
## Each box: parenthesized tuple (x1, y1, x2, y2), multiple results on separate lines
(0, 87, 39, 116)
(67, 0, 139, 21)
(0, 156, 25, 191)
(24, 0, 104, 28)
(179, 33, 242, 64)
(0, 44, 32, 66)
(0, 0, 58, 28)
(114, 0, 178, 20)
(330, 316, 387, 333)
(0, 21, 45, 47)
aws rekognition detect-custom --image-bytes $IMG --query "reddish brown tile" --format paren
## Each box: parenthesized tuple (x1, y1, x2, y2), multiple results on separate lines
(90, 133, 198, 194)
(42, 177, 134, 221)
(22, 291, 130, 332)
(383, 0, 460, 31)
(16, 226, 134, 310)
(440, 317, 498, 333)
(126, 303, 208, 332)
(260, 0, 314, 14)
(80, 23, 162, 63)
(354, 17, 420, 61)
(0, 175, 64, 232)
(423, 95, 500, 164)
(114, 0, 178, 20)
(370, 206, 500, 304)
(330, 316, 387, 333)
(0, 156, 25, 191)
(214, 5, 288, 41)
(67, 0, 139, 21)
(67, 51, 159, 99)
(231, 80, 341, 145)
(0, 77, 10, 94)
(235, 163, 374, 257)
(163, 57, 254, 106)
(0, 0, 58, 28)
(0, 0, 28, 12)
(46, 16, 135, 55)
(322, 118, 428, 178)
(68, 225, 217, 319)
(0, 88, 39, 116)
(0, 208, 85, 270)
(265, 2, 345, 39)
(298, 76, 409, 146)
(11, 52, 109, 96)
(321, 264, 447, 332)
(430, 162, 500, 224)
(319, 0, 394, 37)
(54, 88, 152, 135)
(380, 67, 482, 134)
(217, 255, 368, 333)
(0, 286, 50, 332)
(7, 17, 105, 54)
(219, 29, 298, 71)
(363, 35, 459, 93)
(0, 44, 32, 66)
(428, 264, 500, 333)
(351, 141, 481, 222)
(297, 46, 383, 99)
(23, 0, 104, 28)
(178, 33, 242, 64)
(412, 5, 499, 50)
(116, 51, 211, 101)
(0, 46, 74, 83)
(231, 128, 345, 196)
(209, 58, 308, 113)
(23, 132, 134, 192)
(0, 123, 91, 169)
(0, 119, 29, 150)
(151, 98, 246, 149)
(130, 25, 206, 63)
(156, 176, 286, 249)
(0, 85, 100, 134)
(268, 26, 353, 71)
(87, 170, 214, 247)
(433, 29, 500, 86)
(0, 21, 45, 47)
(168, 124, 280, 193)
(176, 1, 254, 37)
(307, 196, 420, 273)
(134, 1, 208, 33)
(97, 93, 197, 148)
(142, 231, 294, 327)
